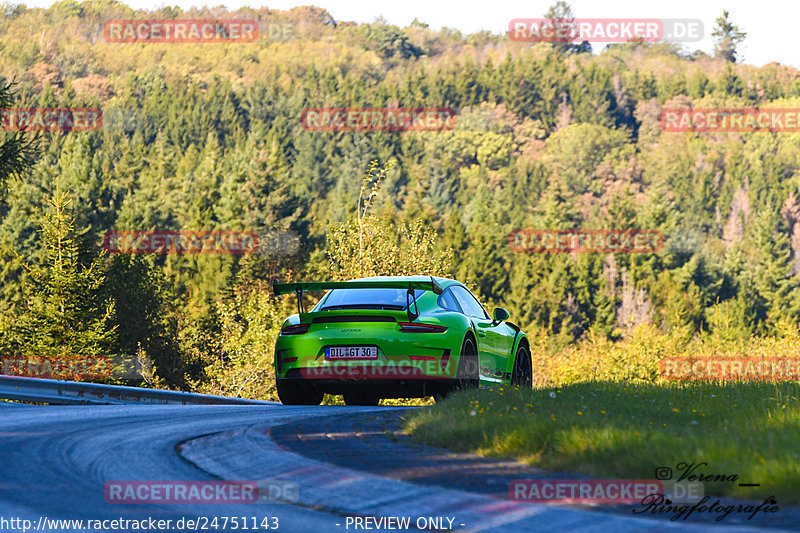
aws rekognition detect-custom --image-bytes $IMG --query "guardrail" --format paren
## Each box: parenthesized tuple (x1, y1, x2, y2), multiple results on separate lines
(0, 376, 274, 405)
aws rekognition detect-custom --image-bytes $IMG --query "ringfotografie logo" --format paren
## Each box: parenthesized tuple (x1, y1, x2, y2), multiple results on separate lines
(638, 462, 778, 522)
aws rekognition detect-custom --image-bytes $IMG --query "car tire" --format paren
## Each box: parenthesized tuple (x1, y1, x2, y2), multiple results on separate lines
(343, 391, 380, 406)
(433, 336, 479, 403)
(455, 335, 480, 391)
(277, 380, 323, 406)
(511, 343, 532, 389)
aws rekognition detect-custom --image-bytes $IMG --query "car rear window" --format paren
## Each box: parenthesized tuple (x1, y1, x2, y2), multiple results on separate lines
(317, 288, 425, 311)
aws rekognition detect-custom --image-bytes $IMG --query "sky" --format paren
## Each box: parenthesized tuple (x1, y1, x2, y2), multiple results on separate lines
(20, 0, 799, 68)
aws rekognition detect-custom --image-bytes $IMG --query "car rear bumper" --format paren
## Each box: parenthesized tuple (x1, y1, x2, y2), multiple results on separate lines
(276, 352, 460, 380)
(278, 371, 457, 398)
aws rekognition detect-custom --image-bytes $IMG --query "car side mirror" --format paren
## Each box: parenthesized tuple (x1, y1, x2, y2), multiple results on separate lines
(493, 307, 510, 324)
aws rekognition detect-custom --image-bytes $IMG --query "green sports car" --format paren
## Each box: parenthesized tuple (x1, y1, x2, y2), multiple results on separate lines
(272, 275, 532, 405)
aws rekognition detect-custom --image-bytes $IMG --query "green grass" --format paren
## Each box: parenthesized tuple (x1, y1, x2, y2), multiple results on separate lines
(320, 394, 433, 406)
(403, 382, 800, 504)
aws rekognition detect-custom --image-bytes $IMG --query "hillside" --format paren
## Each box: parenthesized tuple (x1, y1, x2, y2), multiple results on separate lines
(2, 1, 800, 394)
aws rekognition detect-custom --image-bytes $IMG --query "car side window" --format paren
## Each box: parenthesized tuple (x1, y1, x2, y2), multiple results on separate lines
(438, 288, 463, 313)
(451, 286, 489, 319)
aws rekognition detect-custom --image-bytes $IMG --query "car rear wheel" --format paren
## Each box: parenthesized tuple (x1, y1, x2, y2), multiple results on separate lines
(511, 343, 532, 389)
(277, 380, 323, 406)
(455, 335, 479, 391)
(433, 336, 479, 403)
(343, 391, 380, 406)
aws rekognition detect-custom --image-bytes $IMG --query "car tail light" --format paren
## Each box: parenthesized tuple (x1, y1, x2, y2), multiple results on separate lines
(408, 355, 437, 361)
(281, 324, 310, 335)
(398, 322, 447, 333)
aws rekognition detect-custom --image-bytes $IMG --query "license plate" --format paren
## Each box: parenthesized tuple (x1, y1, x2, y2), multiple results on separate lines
(325, 346, 378, 359)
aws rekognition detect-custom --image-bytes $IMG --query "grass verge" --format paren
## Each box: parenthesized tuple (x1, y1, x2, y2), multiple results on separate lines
(403, 381, 800, 504)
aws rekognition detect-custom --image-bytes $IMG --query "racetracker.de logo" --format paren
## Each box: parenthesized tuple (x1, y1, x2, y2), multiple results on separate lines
(1, 356, 112, 380)
(509, 18, 662, 42)
(104, 481, 258, 504)
(660, 357, 800, 381)
(511, 479, 663, 504)
(509, 229, 663, 254)
(508, 18, 702, 43)
(299, 359, 457, 380)
(103, 230, 260, 254)
(0, 108, 102, 132)
(660, 108, 800, 132)
(300, 107, 457, 132)
(103, 19, 258, 43)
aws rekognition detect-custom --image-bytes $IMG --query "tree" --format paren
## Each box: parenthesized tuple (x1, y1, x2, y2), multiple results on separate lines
(740, 211, 800, 330)
(357, 159, 394, 266)
(0, 80, 37, 201)
(543, 1, 590, 55)
(369, 21, 423, 60)
(192, 283, 285, 401)
(712, 10, 746, 62)
(327, 160, 452, 280)
(6, 187, 119, 359)
(102, 253, 184, 387)
(327, 214, 453, 281)
(542, 123, 633, 195)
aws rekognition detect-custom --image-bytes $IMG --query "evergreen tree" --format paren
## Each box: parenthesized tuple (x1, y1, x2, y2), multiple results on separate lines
(712, 10, 747, 63)
(0, 79, 37, 201)
(543, 1, 586, 55)
(8, 187, 118, 358)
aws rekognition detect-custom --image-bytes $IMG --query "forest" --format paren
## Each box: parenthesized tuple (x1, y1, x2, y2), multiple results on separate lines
(2, 1, 800, 398)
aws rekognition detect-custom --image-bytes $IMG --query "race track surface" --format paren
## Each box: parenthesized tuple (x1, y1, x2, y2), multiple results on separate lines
(0, 404, 789, 532)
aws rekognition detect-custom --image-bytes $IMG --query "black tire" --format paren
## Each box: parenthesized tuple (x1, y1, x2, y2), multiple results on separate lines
(455, 335, 480, 391)
(343, 391, 380, 406)
(277, 380, 323, 405)
(433, 335, 479, 403)
(511, 343, 532, 389)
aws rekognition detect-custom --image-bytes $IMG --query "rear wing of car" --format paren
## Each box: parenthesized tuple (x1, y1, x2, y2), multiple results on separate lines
(273, 277, 443, 317)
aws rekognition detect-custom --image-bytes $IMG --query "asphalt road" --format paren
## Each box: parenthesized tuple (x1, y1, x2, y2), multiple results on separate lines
(0, 404, 787, 532)
(0, 404, 334, 531)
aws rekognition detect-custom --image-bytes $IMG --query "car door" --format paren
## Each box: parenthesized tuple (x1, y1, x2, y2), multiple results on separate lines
(450, 285, 509, 382)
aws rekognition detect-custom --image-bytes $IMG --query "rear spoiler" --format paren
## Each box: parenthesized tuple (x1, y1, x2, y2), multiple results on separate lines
(273, 277, 443, 318)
